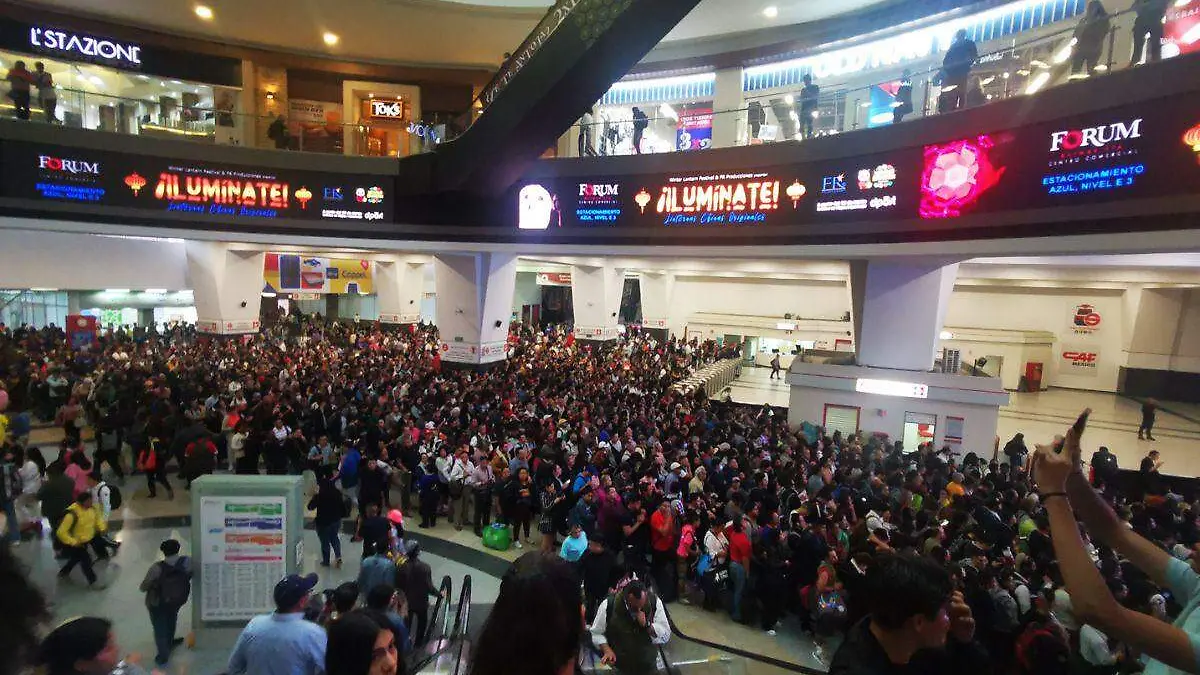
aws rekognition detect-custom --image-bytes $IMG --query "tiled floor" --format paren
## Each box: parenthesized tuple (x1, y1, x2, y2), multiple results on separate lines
(732, 365, 1200, 477)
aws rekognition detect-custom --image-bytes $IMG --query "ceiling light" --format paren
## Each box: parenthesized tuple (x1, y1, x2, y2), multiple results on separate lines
(143, 288, 167, 294)
(104, 289, 129, 294)
(194, 4, 214, 20)
(784, 94, 794, 104)
(323, 31, 339, 46)
(762, 5, 779, 18)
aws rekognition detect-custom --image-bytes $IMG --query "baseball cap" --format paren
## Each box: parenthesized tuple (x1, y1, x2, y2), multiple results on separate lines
(274, 573, 319, 609)
(388, 509, 405, 525)
(670, 462, 682, 471)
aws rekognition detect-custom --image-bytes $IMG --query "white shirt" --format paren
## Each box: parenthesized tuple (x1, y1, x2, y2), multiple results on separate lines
(1013, 583, 1032, 616)
(1080, 624, 1118, 666)
(19, 460, 42, 496)
(590, 595, 671, 649)
(703, 530, 727, 558)
(93, 482, 113, 519)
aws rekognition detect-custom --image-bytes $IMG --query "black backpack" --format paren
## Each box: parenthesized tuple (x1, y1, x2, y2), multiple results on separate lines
(99, 482, 123, 511)
(153, 559, 192, 608)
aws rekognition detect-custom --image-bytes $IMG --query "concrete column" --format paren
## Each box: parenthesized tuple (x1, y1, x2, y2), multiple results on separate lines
(186, 241, 265, 336)
(571, 263, 625, 341)
(639, 272, 675, 332)
(433, 253, 517, 365)
(66, 291, 81, 315)
(377, 258, 425, 324)
(849, 259, 959, 371)
(712, 67, 743, 149)
(1124, 286, 1186, 371)
(137, 308, 155, 327)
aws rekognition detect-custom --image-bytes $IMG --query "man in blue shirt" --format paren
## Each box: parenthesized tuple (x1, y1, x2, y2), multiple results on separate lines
(228, 573, 327, 675)
(358, 537, 396, 599)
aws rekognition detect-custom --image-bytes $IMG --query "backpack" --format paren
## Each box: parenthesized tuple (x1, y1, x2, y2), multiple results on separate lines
(153, 559, 192, 608)
(138, 446, 158, 472)
(99, 482, 123, 511)
(0, 462, 22, 503)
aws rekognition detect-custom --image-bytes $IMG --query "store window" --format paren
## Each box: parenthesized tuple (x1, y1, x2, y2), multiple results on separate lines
(0, 49, 237, 139)
(902, 412, 938, 453)
(0, 290, 69, 328)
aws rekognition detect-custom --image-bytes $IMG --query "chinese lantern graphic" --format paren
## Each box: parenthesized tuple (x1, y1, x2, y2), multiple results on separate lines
(1183, 124, 1200, 162)
(124, 172, 147, 196)
(295, 186, 313, 209)
(786, 180, 807, 208)
(634, 189, 651, 214)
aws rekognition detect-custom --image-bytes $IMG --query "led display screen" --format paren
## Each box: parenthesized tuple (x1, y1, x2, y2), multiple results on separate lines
(0, 141, 393, 224)
(514, 92, 1200, 232)
(515, 150, 920, 231)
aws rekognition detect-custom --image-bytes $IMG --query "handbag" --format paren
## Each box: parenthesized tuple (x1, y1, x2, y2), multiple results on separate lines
(696, 553, 713, 577)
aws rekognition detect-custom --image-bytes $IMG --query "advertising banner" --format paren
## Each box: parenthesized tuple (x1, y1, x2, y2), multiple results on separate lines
(263, 253, 373, 294)
(1060, 344, 1101, 377)
(287, 99, 344, 154)
(65, 314, 98, 350)
(535, 272, 572, 286)
(676, 107, 714, 152)
(199, 496, 287, 621)
(1163, 1, 1200, 60)
(0, 141, 392, 225)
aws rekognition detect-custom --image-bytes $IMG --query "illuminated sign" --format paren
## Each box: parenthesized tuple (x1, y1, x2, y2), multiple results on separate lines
(1184, 123, 1200, 160)
(855, 378, 929, 399)
(29, 27, 141, 68)
(1049, 119, 1142, 153)
(655, 174, 781, 226)
(576, 183, 622, 224)
(857, 164, 896, 189)
(821, 174, 847, 194)
(518, 184, 559, 230)
(1042, 164, 1144, 194)
(920, 135, 1006, 219)
(368, 99, 406, 121)
(3, 141, 392, 224)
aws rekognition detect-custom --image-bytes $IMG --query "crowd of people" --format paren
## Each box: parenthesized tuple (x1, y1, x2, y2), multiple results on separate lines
(0, 315, 1197, 675)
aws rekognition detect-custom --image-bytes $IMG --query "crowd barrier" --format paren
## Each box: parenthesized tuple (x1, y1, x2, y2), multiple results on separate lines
(672, 358, 742, 398)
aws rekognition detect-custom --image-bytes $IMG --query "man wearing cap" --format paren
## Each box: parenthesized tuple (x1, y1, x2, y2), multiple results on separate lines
(227, 573, 327, 675)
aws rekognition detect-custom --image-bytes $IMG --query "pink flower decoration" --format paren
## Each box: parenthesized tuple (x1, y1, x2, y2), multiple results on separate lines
(920, 136, 1006, 219)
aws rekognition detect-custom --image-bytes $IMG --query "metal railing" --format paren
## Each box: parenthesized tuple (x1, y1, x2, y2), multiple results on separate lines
(562, 5, 1150, 158)
(673, 357, 742, 398)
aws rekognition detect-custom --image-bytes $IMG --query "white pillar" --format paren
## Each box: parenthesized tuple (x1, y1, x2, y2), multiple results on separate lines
(376, 258, 425, 324)
(571, 263, 625, 341)
(712, 67, 744, 149)
(186, 241, 265, 335)
(850, 259, 959, 371)
(433, 253, 517, 365)
(639, 272, 675, 332)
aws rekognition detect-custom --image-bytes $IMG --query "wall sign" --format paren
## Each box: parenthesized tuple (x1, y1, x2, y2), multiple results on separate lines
(28, 26, 141, 68)
(1070, 303, 1102, 334)
(1060, 345, 1101, 376)
(263, 254, 373, 294)
(367, 98, 408, 122)
(0, 141, 393, 224)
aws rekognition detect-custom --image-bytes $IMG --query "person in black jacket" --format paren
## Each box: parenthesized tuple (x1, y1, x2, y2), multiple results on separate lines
(939, 30, 978, 113)
(398, 542, 442, 646)
(829, 553, 990, 675)
(309, 476, 347, 568)
(1130, 0, 1170, 66)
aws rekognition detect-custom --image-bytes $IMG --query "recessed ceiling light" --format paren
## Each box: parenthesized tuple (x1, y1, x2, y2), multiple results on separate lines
(323, 31, 339, 46)
(194, 5, 214, 20)
(762, 6, 779, 18)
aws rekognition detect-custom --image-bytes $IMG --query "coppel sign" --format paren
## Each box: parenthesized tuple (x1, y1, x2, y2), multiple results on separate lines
(29, 26, 142, 69)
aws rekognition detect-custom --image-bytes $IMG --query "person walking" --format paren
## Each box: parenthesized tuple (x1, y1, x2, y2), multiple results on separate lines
(56, 492, 109, 587)
(227, 573, 327, 675)
(1138, 399, 1157, 441)
(1, 445, 21, 544)
(37, 461, 74, 556)
(137, 438, 174, 500)
(631, 107, 648, 155)
(1071, 1, 1110, 77)
(399, 542, 441, 646)
(769, 352, 782, 380)
(309, 476, 347, 568)
(138, 539, 193, 666)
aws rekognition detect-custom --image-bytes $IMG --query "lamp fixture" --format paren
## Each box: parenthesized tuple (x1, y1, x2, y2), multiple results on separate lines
(194, 5, 214, 20)
(762, 5, 779, 18)
(323, 31, 340, 46)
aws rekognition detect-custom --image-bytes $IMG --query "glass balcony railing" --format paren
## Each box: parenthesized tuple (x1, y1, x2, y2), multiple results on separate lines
(561, 6, 1156, 159)
(1, 86, 460, 158)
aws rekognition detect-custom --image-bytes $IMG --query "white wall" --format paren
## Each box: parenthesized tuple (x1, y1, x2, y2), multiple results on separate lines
(0, 230, 188, 290)
(512, 271, 541, 316)
(673, 276, 847, 336)
(1175, 290, 1200, 373)
(788, 385, 1001, 458)
(945, 288, 1124, 392)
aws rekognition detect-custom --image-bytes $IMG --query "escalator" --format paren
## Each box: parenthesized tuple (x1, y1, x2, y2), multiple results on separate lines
(395, 0, 703, 201)
(410, 575, 473, 675)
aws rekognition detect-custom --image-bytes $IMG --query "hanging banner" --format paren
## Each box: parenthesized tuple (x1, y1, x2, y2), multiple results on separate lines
(536, 272, 572, 286)
(264, 253, 373, 294)
(676, 107, 713, 152)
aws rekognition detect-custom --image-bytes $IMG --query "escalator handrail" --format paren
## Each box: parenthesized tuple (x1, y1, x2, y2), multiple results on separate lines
(428, 574, 453, 644)
(408, 633, 464, 674)
(646, 578, 826, 675)
(452, 574, 473, 639)
(472, 0, 581, 111)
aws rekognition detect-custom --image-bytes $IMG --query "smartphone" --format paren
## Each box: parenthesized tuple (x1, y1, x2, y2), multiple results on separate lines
(1054, 409, 1091, 453)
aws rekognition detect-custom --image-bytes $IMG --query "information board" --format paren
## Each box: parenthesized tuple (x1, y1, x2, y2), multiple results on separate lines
(199, 496, 287, 621)
(0, 141, 393, 225)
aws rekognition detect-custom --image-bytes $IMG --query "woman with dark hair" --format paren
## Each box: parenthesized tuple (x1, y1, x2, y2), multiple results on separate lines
(325, 609, 401, 675)
(39, 616, 145, 675)
(471, 551, 583, 675)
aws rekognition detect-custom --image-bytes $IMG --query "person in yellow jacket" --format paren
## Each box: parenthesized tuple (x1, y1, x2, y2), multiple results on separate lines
(57, 491, 109, 587)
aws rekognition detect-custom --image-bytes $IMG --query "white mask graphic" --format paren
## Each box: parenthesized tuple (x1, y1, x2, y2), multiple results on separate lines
(518, 184, 556, 230)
